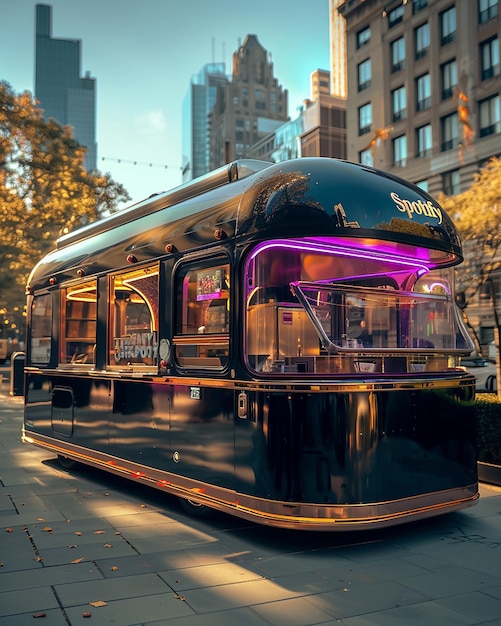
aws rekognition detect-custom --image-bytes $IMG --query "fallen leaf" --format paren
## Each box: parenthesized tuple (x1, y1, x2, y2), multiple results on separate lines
(32, 612, 47, 618)
(5, 528, 13, 533)
(114, 531, 121, 536)
(93, 530, 105, 535)
(71, 558, 84, 564)
(174, 594, 186, 601)
(82, 612, 92, 618)
(34, 556, 43, 562)
(103, 544, 112, 548)
(42, 526, 53, 533)
(37, 518, 46, 522)
(110, 566, 118, 571)
(75, 531, 83, 536)
(89, 600, 107, 607)
(69, 544, 78, 549)
(140, 504, 147, 508)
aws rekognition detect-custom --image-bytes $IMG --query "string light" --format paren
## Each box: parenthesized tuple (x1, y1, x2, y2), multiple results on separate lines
(100, 156, 183, 170)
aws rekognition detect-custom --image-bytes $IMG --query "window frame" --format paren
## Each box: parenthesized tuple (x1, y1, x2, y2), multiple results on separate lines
(416, 124, 432, 157)
(172, 253, 231, 371)
(478, 0, 498, 24)
(441, 59, 458, 100)
(357, 25, 371, 49)
(357, 59, 372, 91)
(479, 94, 501, 137)
(30, 293, 53, 366)
(60, 280, 97, 367)
(392, 134, 407, 167)
(441, 112, 459, 152)
(416, 73, 431, 111)
(388, 3, 405, 27)
(391, 37, 406, 72)
(358, 102, 373, 135)
(415, 22, 430, 60)
(109, 264, 159, 370)
(440, 6, 457, 46)
(442, 169, 461, 195)
(480, 37, 500, 81)
(392, 85, 407, 121)
(413, 0, 428, 14)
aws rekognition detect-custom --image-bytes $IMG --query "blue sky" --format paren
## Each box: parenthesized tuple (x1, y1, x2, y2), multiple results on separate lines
(1, 0, 331, 206)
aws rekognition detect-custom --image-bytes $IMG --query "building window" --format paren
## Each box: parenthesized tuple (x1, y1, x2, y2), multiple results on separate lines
(479, 94, 501, 137)
(393, 135, 407, 166)
(441, 112, 459, 151)
(416, 74, 431, 111)
(480, 37, 500, 81)
(441, 59, 458, 100)
(416, 124, 432, 157)
(388, 3, 405, 27)
(359, 148, 374, 167)
(357, 59, 372, 91)
(479, 0, 498, 24)
(415, 22, 430, 60)
(415, 179, 429, 192)
(358, 103, 372, 135)
(391, 37, 405, 72)
(442, 169, 461, 195)
(392, 86, 407, 121)
(440, 6, 456, 46)
(357, 26, 371, 48)
(413, 0, 427, 13)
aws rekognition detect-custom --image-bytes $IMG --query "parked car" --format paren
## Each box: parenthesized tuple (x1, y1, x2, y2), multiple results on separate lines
(461, 357, 490, 367)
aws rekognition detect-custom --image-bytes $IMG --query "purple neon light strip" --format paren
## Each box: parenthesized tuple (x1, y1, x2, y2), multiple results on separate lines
(249, 238, 431, 274)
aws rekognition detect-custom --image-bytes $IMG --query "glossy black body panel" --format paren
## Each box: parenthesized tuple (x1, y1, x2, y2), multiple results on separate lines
(25, 372, 476, 507)
(27, 158, 461, 292)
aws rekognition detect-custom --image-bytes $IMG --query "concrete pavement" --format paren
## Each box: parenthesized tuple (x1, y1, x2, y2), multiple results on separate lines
(1, 385, 501, 626)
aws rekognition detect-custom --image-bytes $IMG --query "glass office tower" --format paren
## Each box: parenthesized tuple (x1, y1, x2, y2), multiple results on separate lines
(35, 4, 97, 171)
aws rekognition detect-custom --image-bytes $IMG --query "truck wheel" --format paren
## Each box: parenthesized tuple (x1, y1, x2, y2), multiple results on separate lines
(178, 497, 212, 518)
(57, 454, 78, 470)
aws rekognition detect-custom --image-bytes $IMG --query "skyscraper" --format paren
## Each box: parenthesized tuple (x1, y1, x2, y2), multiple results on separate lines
(209, 35, 289, 169)
(182, 63, 227, 182)
(330, 0, 347, 98)
(35, 4, 97, 171)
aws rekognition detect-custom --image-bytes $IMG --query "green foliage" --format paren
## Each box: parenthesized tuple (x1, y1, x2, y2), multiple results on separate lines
(476, 393, 501, 464)
(0, 81, 131, 340)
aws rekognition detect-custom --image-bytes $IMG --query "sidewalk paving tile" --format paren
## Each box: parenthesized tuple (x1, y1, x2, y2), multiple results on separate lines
(304, 580, 431, 620)
(54, 572, 171, 606)
(337, 601, 477, 625)
(158, 561, 265, 591)
(0, 562, 103, 593)
(0, 586, 60, 617)
(64, 592, 195, 626)
(0, 608, 69, 626)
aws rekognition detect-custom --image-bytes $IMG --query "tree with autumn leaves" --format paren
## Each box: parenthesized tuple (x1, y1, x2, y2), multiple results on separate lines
(0, 81, 130, 343)
(438, 157, 501, 392)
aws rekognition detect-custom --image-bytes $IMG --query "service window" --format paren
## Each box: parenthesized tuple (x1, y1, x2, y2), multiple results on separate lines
(173, 258, 230, 368)
(30, 293, 53, 365)
(110, 265, 159, 368)
(60, 281, 97, 365)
